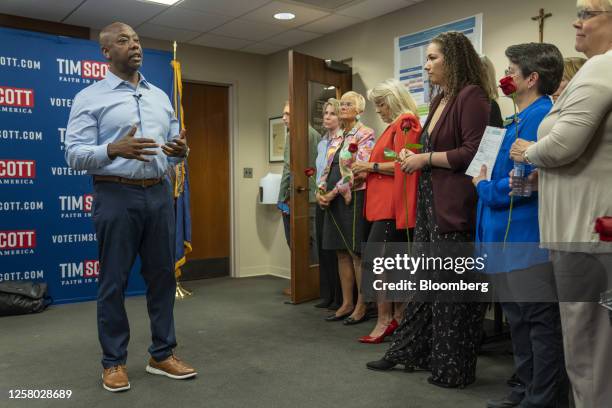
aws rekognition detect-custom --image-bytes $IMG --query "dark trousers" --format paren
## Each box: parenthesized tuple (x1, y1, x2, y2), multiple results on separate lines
(315, 206, 341, 305)
(503, 302, 569, 408)
(93, 179, 177, 368)
(282, 206, 317, 260)
(282, 212, 290, 247)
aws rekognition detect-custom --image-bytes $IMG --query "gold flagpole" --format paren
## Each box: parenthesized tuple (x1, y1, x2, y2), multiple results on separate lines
(172, 40, 192, 299)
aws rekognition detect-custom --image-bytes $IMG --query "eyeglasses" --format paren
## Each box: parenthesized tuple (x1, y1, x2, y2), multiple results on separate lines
(340, 101, 354, 108)
(504, 68, 536, 81)
(576, 9, 612, 20)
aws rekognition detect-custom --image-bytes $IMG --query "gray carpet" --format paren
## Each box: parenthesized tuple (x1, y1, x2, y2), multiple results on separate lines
(0, 276, 513, 408)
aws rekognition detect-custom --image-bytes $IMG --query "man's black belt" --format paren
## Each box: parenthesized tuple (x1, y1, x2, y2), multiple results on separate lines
(93, 175, 163, 187)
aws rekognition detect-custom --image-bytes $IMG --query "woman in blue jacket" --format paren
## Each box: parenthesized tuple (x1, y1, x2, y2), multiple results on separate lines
(473, 43, 568, 408)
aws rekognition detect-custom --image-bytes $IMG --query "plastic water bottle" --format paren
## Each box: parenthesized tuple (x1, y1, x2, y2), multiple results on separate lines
(511, 162, 532, 197)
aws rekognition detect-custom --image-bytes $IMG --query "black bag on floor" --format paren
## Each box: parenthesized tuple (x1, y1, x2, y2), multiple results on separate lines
(0, 281, 51, 316)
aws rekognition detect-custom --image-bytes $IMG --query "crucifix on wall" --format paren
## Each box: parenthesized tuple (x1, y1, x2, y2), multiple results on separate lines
(532, 8, 552, 43)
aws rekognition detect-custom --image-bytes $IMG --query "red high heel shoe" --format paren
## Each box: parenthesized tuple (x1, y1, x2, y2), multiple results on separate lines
(358, 319, 398, 344)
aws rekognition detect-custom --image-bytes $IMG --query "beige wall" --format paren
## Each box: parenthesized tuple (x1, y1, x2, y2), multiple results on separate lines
(265, 0, 584, 275)
(163, 43, 278, 279)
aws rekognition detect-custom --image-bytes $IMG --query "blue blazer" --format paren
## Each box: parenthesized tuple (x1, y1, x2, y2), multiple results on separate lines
(475, 96, 552, 272)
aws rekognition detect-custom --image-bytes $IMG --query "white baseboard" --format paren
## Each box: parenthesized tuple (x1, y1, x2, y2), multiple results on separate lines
(267, 266, 290, 279)
(238, 265, 270, 277)
(237, 265, 290, 279)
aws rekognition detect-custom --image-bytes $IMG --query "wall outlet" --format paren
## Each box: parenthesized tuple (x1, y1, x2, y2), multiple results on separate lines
(243, 167, 253, 178)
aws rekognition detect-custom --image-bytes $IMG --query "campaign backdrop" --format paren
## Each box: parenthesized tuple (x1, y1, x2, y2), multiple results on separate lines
(0, 27, 173, 304)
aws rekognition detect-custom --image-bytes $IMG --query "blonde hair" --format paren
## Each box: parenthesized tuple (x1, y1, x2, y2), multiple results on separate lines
(322, 98, 341, 116)
(576, 0, 612, 10)
(367, 79, 418, 122)
(480, 55, 499, 99)
(340, 91, 366, 113)
(562, 57, 587, 82)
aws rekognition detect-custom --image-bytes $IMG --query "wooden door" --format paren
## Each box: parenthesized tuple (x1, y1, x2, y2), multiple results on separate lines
(288, 51, 352, 304)
(181, 82, 230, 278)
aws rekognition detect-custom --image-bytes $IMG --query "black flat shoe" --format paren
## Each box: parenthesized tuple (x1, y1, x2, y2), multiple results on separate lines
(314, 301, 332, 309)
(325, 311, 352, 322)
(366, 358, 415, 372)
(327, 303, 341, 311)
(343, 313, 369, 325)
(366, 358, 396, 371)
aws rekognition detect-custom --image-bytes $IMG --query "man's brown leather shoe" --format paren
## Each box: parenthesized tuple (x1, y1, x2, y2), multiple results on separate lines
(102, 365, 130, 392)
(145, 354, 197, 379)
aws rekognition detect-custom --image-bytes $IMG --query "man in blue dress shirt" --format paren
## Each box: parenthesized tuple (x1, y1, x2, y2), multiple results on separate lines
(65, 22, 196, 392)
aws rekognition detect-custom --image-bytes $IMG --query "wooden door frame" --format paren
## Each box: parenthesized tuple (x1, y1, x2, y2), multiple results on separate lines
(182, 78, 238, 278)
(288, 50, 352, 304)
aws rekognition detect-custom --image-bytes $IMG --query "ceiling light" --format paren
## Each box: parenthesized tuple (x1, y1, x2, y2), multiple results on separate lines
(274, 12, 296, 20)
(139, 0, 182, 5)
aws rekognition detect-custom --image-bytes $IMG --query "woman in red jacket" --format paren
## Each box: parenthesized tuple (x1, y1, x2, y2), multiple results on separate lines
(351, 79, 421, 343)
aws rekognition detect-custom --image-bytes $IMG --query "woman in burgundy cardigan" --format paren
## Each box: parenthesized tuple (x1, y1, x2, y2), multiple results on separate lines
(366, 32, 490, 389)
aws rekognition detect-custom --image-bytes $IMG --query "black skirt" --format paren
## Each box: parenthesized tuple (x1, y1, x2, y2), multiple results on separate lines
(321, 148, 370, 253)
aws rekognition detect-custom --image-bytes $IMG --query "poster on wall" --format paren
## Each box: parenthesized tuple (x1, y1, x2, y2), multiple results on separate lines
(394, 14, 483, 119)
(0, 27, 173, 304)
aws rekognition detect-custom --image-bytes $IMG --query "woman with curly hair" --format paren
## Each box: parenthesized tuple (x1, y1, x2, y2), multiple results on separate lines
(366, 32, 490, 389)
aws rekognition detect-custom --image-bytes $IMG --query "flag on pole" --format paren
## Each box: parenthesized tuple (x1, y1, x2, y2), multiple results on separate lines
(171, 48, 192, 279)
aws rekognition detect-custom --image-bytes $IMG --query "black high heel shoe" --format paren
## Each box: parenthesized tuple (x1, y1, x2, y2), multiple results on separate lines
(343, 313, 369, 325)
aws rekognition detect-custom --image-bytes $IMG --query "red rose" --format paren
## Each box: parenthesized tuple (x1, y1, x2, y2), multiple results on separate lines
(499, 75, 517, 96)
(304, 167, 316, 177)
(401, 118, 413, 133)
(348, 143, 358, 153)
(595, 216, 612, 241)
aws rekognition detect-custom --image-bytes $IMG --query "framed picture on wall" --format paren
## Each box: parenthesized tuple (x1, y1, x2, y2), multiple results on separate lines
(269, 116, 287, 163)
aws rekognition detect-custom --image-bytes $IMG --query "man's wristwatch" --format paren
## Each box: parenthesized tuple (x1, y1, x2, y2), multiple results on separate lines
(372, 162, 379, 173)
(183, 147, 190, 158)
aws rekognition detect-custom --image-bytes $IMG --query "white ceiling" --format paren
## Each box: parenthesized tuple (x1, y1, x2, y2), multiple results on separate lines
(0, 0, 425, 55)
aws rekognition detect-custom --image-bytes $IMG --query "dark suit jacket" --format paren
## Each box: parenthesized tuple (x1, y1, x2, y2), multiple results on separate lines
(424, 85, 490, 234)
